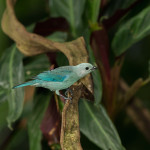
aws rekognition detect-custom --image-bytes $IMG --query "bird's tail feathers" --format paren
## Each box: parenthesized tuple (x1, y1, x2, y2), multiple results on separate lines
(12, 81, 33, 89)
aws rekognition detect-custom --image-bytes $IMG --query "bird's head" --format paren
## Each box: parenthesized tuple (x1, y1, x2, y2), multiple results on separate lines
(75, 63, 97, 78)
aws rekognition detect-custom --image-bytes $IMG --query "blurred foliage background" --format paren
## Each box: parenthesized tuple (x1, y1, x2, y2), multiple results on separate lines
(0, 0, 150, 150)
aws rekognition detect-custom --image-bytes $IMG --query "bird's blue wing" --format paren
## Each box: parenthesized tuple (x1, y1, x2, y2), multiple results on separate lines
(34, 70, 72, 82)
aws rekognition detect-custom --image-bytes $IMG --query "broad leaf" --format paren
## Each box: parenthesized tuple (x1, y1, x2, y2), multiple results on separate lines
(103, 0, 136, 17)
(5, 129, 29, 150)
(0, 45, 24, 129)
(82, 0, 103, 104)
(0, 88, 7, 103)
(79, 100, 125, 150)
(49, 0, 86, 37)
(47, 32, 68, 42)
(92, 69, 102, 104)
(28, 92, 50, 150)
(0, 0, 11, 56)
(24, 54, 49, 80)
(83, 30, 102, 104)
(56, 52, 69, 67)
(112, 6, 150, 56)
(85, 0, 101, 24)
(88, 46, 102, 104)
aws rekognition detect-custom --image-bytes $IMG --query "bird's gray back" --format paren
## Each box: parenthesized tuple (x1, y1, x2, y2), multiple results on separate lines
(32, 66, 79, 91)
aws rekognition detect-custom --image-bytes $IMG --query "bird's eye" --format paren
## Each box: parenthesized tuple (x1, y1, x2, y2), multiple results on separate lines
(85, 67, 89, 70)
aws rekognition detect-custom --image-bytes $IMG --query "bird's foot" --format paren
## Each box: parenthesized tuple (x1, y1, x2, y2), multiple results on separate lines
(56, 90, 72, 103)
(64, 88, 73, 103)
(65, 88, 73, 97)
(64, 97, 72, 104)
(59, 94, 72, 103)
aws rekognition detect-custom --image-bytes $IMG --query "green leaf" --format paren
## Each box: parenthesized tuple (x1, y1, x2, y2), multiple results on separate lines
(5, 129, 29, 150)
(85, 0, 101, 24)
(88, 46, 102, 104)
(83, 30, 102, 104)
(47, 31, 68, 42)
(56, 52, 69, 67)
(0, 87, 7, 103)
(28, 93, 50, 150)
(112, 6, 150, 56)
(0, 0, 11, 56)
(82, 0, 101, 32)
(92, 69, 102, 104)
(0, 45, 24, 129)
(49, 0, 86, 37)
(79, 100, 125, 150)
(24, 54, 50, 80)
(104, 0, 136, 18)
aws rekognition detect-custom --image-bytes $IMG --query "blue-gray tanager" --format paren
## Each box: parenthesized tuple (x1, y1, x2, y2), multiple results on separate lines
(13, 63, 97, 99)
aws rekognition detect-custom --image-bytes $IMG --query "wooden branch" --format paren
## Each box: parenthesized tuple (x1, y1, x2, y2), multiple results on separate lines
(119, 79, 150, 142)
(126, 98, 150, 142)
(60, 84, 83, 150)
(119, 78, 143, 107)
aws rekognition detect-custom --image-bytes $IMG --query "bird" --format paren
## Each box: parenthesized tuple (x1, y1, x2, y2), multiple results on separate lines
(13, 63, 97, 100)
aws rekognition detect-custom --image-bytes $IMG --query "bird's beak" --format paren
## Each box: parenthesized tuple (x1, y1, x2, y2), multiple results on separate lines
(91, 66, 97, 71)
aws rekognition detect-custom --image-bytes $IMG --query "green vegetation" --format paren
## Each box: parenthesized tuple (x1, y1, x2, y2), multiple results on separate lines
(0, 0, 150, 150)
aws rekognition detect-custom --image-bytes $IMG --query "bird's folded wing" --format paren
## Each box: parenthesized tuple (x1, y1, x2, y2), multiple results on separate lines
(33, 70, 72, 82)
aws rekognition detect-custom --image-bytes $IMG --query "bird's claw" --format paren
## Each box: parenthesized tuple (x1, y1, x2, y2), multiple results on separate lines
(64, 89, 73, 103)
(59, 94, 72, 103)
(64, 97, 72, 104)
(65, 88, 73, 96)
(68, 96, 72, 101)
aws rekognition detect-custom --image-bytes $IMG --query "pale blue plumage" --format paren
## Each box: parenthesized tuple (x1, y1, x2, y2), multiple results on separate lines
(13, 63, 97, 99)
